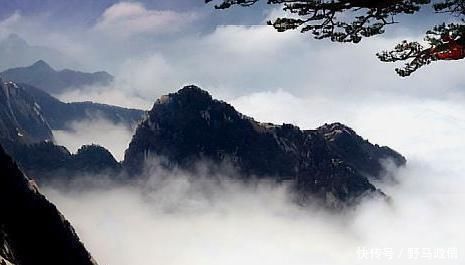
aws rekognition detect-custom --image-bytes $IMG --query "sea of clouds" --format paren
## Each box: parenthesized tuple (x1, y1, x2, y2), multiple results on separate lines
(43, 95, 465, 265)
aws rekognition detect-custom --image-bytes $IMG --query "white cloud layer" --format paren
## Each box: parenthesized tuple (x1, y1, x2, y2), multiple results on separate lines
(0, 12, 21, 38)
(93, 2, 199, 38)
(54, 84, 152, 110)
(100, 24, 465, 105)
(53, 118, 135, 161)
(44, 96, 465, 265)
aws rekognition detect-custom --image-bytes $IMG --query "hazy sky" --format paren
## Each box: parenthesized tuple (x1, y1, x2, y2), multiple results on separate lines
(0, 0, 268, 25)
(0, 0, 460, 109)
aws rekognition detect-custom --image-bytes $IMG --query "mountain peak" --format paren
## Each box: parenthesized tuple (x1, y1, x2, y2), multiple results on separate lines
(6, 33, 22, 40)
(173, 85, 213, 101)
(149, 85, 216, 113)
(317, 122, 357, 139)
(2, 33, 28, 47)
(30, 60, 54, 71)
(178, 85, 209, 94)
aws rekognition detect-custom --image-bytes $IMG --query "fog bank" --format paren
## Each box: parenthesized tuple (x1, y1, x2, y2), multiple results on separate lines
(44, 98, 465, 265)
(53, 118, 134, 161)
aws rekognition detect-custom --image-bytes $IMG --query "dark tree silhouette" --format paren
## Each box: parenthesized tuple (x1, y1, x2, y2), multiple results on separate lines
(206, 0, 465, 77)
(378, 23, 465, 76)
(378, 1, 465, 76)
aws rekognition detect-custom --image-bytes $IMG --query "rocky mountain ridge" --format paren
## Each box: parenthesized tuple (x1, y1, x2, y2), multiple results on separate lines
(6, 142, 121, 182)
(124, 85, 406, 205)
(21, 83, 144, 130)
(0, 79, 139, 179)
(0, 82, 406, 205)
(316, 122, 406, 179)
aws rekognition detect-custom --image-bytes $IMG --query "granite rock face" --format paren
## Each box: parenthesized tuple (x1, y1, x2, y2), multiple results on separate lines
(0, 79, 53, 145)
(0, 146, 98, 265)
(124, 85, 406, 204)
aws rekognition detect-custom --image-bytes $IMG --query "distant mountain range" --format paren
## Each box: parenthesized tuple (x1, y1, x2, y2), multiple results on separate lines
(0, 34, 76, 72)
(1, 60, 113, 94)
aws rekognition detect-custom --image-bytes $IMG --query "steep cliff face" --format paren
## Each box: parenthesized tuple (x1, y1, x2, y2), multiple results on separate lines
(0, 146, 98, 265)
(124, 86, 406, 204)
(1, 229, 15, 265)
(0, 79, 53, 145)
(21, 83, 144, 130)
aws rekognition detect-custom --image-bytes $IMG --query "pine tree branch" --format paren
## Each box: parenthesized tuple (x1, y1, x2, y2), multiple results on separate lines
(206, 0, 430, 43)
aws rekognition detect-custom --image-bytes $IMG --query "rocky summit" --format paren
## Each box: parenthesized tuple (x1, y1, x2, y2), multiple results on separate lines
(124, 85, 406, 205)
